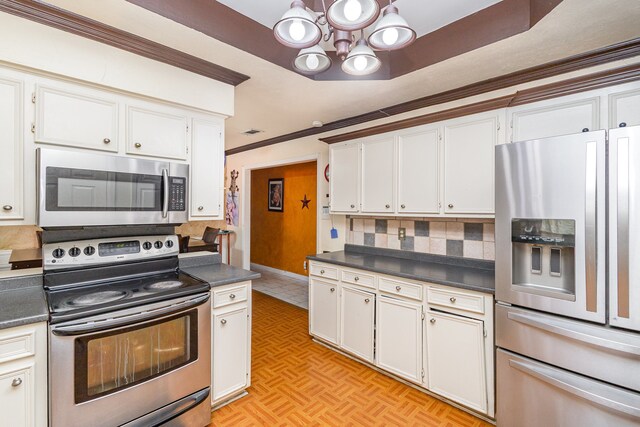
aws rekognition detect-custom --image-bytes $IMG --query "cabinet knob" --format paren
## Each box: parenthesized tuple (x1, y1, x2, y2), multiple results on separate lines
(11, 378, 22, 387)
(364, 298, 370, 303)
(430, 318, 436, 324)
(198, 206, 204, 211)
(354, 276, 359, 281)
(330, 287, 335, 292)
(448, 203, 454, 209)
(220, 319, 227, 325)
(401, 204, 406, 209)
(350, 204, 355, 209)
(450, 297, 457, 303)
(2, 205, 12, 211)
(582, 128, 589, 133)
(395, 285, 401, 291)
(134, 142, 142, 148)
(103, 138, 111, 144)
(620, 122, 627, 128)
(229, 294, 236, 299)
(320, 269, 325, 274)
(385, 204, 390, 209)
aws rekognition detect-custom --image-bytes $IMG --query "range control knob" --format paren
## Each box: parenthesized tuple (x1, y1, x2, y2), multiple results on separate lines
(154, 241, 163, 249)
(143, 241, 153, 251)
(68, 247, 81, 257)
(165, 240, 174, 248)
(52, 248, 65, 259)
(84, 246, 96, 256)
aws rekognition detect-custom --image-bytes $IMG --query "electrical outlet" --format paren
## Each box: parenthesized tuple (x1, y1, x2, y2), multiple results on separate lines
(303, 260, 308, 270)
(398, 227, 406, 240)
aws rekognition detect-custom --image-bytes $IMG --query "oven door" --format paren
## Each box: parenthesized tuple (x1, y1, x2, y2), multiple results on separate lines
(37, 148, 188, 227)
(49, 293, 211, 427)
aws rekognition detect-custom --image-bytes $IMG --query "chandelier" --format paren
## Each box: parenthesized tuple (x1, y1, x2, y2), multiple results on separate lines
(273, 0, 416, 76)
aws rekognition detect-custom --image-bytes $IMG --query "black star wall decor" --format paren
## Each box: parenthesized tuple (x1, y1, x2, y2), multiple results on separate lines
(300, 194, 311, 210)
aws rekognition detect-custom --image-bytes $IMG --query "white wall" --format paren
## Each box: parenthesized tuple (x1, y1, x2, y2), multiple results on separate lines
(0, 12, 234, 116)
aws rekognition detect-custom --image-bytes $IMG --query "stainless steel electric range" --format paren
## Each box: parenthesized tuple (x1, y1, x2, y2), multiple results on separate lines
(43, 234, 212, 427)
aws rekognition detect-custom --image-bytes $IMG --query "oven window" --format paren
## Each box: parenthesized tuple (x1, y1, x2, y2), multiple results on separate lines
(46, 166, 162, 211)
(74, 311, 198, 403)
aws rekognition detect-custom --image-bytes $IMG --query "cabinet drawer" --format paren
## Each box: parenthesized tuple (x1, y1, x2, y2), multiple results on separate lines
(309, 263, 338, 281)
(379, 277, 422, 301)
(341, 269, 375, 288)
(212, 283, 249, 309)
(427, 287, 484, 314)
(0, 328, 35, 364)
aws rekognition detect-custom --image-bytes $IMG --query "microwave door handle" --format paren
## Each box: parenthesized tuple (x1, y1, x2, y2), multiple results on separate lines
(51, 294, 209, 336)
(162, 168, 169, 218)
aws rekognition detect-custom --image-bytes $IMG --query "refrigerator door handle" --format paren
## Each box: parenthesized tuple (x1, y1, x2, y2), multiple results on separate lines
(507, 311, 640, 356)
(584, 141, 598, 313)
(616, 137, 630, 319)
(509, 358, 640, 420)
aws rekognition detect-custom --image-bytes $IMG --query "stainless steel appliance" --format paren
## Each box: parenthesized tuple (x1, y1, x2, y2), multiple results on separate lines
(44, 234, 211, 427)
(495, 127, 640, 426)
(37, 148, 188, 227)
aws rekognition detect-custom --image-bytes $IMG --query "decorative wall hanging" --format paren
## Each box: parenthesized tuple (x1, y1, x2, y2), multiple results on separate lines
(268, 178, 284, 212)
(225, 169, 239, 226)
(301, 194, 311, 209)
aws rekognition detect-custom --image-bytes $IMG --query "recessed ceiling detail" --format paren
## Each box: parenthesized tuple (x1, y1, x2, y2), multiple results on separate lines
(126, 0, 563, 81)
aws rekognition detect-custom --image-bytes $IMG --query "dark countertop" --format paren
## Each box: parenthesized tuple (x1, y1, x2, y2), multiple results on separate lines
(182, 263, 261, 288)
(307, 245, 495, 294)
(0, 275, 48, 330)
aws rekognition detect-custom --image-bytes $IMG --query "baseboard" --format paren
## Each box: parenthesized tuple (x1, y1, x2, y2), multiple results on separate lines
(250, 263, 308, 282)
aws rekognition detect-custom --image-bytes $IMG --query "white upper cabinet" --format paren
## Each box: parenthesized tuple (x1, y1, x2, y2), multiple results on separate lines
(361, 137, 395, 213)
(190, 118, 223, 219)
(397, 127, 439, 214)
(443, 112, 501, 215)
(330, 142, 360, 213)
(609, 88, 640, 128)
(35, 84, 118, 152)
(0, 76, 23, 221)
(511, 97, 600, 142)
(126, 104, 188, 160)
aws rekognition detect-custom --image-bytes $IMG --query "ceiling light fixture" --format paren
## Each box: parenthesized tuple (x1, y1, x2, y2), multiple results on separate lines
(274, 0, 415, 76)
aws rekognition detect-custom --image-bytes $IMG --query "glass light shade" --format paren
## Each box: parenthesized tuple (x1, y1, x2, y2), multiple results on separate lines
(341, 39, 381, 76)
(293, 45, 332, 74)
(273, 0, 322, 48)
(367, 5, 416, 50)
(326, 0, 380, 31)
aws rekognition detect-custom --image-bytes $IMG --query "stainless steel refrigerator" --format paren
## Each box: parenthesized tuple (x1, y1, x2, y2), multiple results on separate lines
(495, 126, 640, 426)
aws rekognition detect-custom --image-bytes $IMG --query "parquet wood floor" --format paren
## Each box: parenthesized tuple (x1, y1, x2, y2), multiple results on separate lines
(209, 291, 492, 427)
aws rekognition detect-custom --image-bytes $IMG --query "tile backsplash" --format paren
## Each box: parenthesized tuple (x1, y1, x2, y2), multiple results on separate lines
(347, 217, 495, 261)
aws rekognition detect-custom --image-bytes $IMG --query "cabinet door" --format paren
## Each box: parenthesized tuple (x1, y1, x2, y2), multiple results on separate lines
(309, 279, 339, 345)
(609, 88, 640, 128)
(397, 128, 439, 214)
(212, 306, 248, 402)
(190, 118, 223, 219)
(0, 77, 23, 221)
(0, 363, 34, 427)
(361, 137, 395, 213)
(376, 296, 423, 383)
(127, 105, 188, 160)
(444, 114, 498, 214)
(511, 97, 599, 142)
(35, 84, 118, 152)
(329, 142, 360, 212)
(340, 286, 375, 362)
(426, 311, 487, 413)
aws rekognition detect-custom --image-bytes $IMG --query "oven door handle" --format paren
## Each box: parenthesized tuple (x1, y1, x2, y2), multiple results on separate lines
(162, 168, 169, 219)
(51, 294, 209, 336)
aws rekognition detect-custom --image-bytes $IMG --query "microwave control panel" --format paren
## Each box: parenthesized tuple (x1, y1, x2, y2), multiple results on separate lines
(169, 177, 186, 211)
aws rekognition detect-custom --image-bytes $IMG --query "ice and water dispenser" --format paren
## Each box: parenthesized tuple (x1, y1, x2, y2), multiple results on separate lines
(511, 219, 576, 299)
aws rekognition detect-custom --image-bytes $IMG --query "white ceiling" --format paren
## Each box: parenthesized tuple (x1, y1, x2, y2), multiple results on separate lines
(39, 0, 640, 150)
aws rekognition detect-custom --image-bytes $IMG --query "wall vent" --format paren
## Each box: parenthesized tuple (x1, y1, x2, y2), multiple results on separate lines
(242, 128, 263, 135)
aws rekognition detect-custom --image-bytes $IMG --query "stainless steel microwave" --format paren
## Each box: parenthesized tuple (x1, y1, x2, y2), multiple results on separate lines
(37, 148, 189, 227)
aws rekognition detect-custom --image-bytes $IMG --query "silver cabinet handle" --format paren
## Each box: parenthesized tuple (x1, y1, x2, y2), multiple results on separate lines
(354, 276, 359, 281)
(11, 378, 22, 387)
(220, 319, 227, 325)
(395, 285, 402, 291)
(330, 288, 335, 292)
(430, 318, 436, 324)
(401, 204, 406, 209)
(198, 206, 204, 211)
(448, 203, 454, 208)
(103, 138, 111, 144)
(350, 204, 355, 208)
(320, 269, 325, 274)
(385, 204, 390, 209)
(364, 298, 370, 303)
(229, 294, 236, 299)
(134, 142, 142, 148)
(2, 205, 12, 211)
(450, 297, 456, 303)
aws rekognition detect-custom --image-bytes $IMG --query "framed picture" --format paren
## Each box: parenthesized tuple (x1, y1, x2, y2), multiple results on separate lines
(268, 178, 284, 212)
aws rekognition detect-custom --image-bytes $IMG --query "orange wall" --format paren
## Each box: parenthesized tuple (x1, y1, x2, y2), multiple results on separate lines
(251, 161, 317, 275)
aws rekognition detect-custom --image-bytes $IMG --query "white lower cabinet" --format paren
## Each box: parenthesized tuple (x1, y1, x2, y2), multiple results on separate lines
(0, 363, 34, 427)
(340, 286, 375, 362)
(426, 311, 487, 413)
(211, 282, 251, 406)
(376, 296, 423, 384)
(309, 278, 339, 345)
